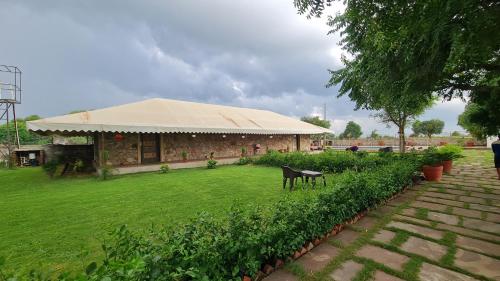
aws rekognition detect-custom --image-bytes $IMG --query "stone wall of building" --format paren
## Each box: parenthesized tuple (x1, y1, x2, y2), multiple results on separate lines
(162, 133, 308, 162)
(99, 132, 313, 166)
(102, 133, 139, 166)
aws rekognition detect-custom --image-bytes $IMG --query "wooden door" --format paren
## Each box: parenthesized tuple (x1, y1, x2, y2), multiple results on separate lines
(296, 135, 301, 151)
(141, 133, 160, 164)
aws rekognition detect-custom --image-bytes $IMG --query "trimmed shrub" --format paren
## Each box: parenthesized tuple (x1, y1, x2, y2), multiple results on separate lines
(160, 164, 170, 173)
(207, 159, 217, 169)
(42, 160, 59, 178)
(254, 150, 391, 173)
(237, 157, 252, 165)
(0, 158, 419, 280)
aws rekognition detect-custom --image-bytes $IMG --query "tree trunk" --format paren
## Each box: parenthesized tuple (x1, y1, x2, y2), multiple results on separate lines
(398, 127, 406, 153)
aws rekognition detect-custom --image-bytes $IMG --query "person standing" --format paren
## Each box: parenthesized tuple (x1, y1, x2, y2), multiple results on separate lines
(493, 135, 500, 179)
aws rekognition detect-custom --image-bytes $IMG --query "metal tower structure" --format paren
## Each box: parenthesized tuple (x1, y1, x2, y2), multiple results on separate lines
(0, 65, 22, 165)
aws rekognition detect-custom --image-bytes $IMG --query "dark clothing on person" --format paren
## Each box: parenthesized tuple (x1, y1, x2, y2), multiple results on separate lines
(492, 140, 500, 168)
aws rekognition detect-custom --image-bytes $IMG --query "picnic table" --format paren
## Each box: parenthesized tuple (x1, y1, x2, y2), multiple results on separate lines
(301, 170, 326, 188)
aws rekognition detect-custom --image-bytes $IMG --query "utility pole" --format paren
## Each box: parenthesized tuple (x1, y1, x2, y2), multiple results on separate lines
(323, 103, 327, 148)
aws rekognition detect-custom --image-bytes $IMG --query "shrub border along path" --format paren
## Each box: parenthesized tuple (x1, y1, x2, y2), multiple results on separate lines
(264, 154, 500, 281)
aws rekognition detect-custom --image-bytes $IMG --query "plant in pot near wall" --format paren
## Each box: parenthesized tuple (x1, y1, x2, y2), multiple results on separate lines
(437, 144, 464, 174)
(421, 148, 444, 182)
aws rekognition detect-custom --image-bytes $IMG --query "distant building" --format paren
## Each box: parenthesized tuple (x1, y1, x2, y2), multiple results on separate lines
(28, 98, 330, 173)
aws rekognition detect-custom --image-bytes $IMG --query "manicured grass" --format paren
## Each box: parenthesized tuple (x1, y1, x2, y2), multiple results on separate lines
(0, 165, 330, 273)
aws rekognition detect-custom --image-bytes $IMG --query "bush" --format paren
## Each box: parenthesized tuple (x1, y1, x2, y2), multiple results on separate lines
(0, 158, 419, 280)
(99, 150, 114, 180)
(160, 164, 170, 173)
(420, 147, 445, 166)
(437, 144, 464, 161)
(73, 159, 85, 172)
(207, 159, 217, 169)
(42, 160, 59, 178)
(255, 150, 391, 173)
(237, 157, 252, 165)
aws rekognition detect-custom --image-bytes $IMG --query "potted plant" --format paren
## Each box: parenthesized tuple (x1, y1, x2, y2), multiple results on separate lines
(437, 144, 463, 174)
(421, 148, 444, 181)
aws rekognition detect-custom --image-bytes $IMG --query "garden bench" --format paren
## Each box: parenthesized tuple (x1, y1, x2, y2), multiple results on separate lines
(281, 165, 304, 190)
(301, 170, 326, 188)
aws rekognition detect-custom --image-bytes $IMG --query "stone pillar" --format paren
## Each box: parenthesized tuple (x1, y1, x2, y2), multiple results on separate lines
(99, 132, 105, 166)
(137, 134, 142, 165)
(160, 133, 165, 162)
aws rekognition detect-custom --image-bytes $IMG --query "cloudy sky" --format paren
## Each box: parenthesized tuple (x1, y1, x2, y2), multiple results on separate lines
(0, 0, 466, 136)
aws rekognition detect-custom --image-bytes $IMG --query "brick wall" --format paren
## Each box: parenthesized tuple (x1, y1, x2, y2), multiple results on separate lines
(100, 132, 312, 166)
(162, 133, 309, 162)
(102, 133, 139, 166)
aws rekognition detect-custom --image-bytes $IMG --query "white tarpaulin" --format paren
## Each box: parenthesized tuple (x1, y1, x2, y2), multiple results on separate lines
(28, 98, 332, 135)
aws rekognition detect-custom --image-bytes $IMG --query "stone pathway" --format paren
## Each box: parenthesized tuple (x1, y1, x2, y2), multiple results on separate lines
(263, 152, 500, 281)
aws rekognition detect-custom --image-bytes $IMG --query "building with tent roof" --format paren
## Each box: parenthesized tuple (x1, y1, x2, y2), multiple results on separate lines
(27, 98, 331, 173)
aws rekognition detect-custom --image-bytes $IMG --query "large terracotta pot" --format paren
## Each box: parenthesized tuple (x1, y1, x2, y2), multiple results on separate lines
(442, 160, 453, 174)
(423, 165, 443, 181)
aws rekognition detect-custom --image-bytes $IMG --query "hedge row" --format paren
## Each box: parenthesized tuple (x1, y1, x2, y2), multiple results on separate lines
(1, 158, 419, 281)
(254, 150, 392, 173)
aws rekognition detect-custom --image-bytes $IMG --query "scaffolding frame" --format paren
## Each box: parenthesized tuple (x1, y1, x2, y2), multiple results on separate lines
(0, 65, 22, 166)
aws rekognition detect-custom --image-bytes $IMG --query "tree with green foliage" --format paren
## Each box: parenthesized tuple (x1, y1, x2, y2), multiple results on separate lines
(458, 103, 489, 139)
(339, 121, 362, 139)
(300, 116, 331, 128)
(0, 115, 51, 145)
(294, 0, 500, 136)
(414, 119, 445, 139)
(369, 130, 380, 139)
(451, 131, 463, 137)
(412, 121, 423, 137)
(371, 95, 433, 152)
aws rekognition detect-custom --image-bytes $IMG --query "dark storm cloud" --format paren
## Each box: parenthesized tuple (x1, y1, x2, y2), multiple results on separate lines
(0, 0, 464, 135)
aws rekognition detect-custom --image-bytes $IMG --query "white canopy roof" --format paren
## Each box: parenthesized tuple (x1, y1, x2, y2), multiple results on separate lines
(28, 98, 332, 135)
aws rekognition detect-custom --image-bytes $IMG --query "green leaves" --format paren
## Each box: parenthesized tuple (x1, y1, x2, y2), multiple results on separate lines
(85, 262, 97, 275)
(1, 157, 419, 280)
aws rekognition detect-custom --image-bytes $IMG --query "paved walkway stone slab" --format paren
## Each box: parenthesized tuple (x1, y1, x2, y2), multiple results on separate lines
(330, 229, 360, 247)
(458, 196, 487, 204)
(462, 217, 500, 233)
(455, 248, 500, 280)
(428, 211, 459, 225)
(452, 207, 482, 219)
(356, 216, 378, 231)
(437, 223, 500, 243)
(470, 192, 500, 200)
(411, 201, 447, 212)
(263, 269, 299, 281)
(393, 214, 432, 226)
(418, 196, 464, 207)
(430, 188, 467, 195)
(486, 212, 500, 223)
(418, 263, 479, 281)
(356, 245, 409, 271)
(386, 221, 443, 239)
(457, 235, 500, 257)
(400, 208, 416, 217)
(329, 260, 363, 281)
(372, 271, 403, 281)
(400, 236, 447, 261)
(296, 243, 339, 273)
(469, 203, 500, 214)
(423, 191, 457, 200)
(372, 205, 395, 216)
(372, 229, 396, 244)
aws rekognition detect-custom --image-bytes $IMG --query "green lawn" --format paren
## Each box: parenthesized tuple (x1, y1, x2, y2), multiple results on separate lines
(0, 165, 329, 273)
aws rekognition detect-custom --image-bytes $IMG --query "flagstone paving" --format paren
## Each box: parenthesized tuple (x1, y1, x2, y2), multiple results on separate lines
(264, 151, 500, 281)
